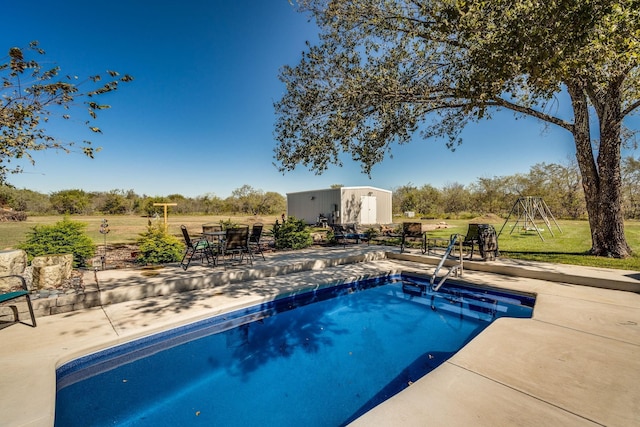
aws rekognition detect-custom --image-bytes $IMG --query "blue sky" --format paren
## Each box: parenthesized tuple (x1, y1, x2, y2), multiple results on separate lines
(3, 1, 636, 198)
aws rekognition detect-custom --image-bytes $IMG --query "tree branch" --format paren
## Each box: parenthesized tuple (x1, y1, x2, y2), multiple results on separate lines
(622, 99, 640, 118)
(490, 97, 574, 132)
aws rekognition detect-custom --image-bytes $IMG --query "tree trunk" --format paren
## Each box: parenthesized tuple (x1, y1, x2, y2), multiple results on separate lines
(568, 81, 632, 258)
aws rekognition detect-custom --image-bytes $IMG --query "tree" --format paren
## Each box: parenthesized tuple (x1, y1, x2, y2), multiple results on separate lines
(275, 1, 640, 257)
(230, 185, 272, 215)
(98, 190, 128, 215)
(50, 189, 91, 214)
(469, 176, 512, 216)
(0, 41, 133, 184)
(528, 162, 585, 219)
(262, 191, 287, 215)
(441, 182, 471, 216)
(392, 184, 420, 214)
(417, 184, 443, 217)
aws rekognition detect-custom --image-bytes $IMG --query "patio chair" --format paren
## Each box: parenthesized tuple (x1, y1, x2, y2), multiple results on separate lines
(180, 225, 215, 270)
(400, 222, 426, 253)
(460, 223, 499, 260)
(330, 224, 347, 247)
(249, 223, 265, 260)
(0, 275, 36, 328)
(223, 226, 252, 267)
(346, 224, 369, 244)
(202, 223, 224, 256)
(460, 223, 480, 259)
(330, 223, 367, 247)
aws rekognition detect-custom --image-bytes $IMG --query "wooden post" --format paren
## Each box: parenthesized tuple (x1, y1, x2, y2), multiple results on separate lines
(153, 203, 177, 231)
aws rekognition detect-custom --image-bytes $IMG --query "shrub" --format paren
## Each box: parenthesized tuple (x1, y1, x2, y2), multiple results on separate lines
(219, 218, 237, 229)
(18, 217, 95, 267)
(274, 216, 313, 250)
(136, 222, 183, 265)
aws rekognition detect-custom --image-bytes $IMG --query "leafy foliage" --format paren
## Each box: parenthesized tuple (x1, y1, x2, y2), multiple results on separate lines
(50, 189, 91, 214)
(229, 185, 286, 215)
(0, 41, 133, 183)
(274, 216, 313, 250)
(277, 1, 639, 173)
(18, 217, 95, 267)
(136, 221, 183, 265)
(0, 184, 288, 216)
(276, 0, 640, 257)
(99, 190, 129, 214)
(219, 218, 238, 229)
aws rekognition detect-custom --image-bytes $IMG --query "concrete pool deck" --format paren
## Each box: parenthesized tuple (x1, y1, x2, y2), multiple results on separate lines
(1, 246, 639, 426)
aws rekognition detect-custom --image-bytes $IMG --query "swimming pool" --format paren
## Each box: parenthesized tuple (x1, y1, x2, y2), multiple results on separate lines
(55, 273, 534, 426)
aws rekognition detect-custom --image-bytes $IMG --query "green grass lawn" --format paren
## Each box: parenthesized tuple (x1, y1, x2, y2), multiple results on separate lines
(1, 215, 639, 271)
(416, 218, 640, 270)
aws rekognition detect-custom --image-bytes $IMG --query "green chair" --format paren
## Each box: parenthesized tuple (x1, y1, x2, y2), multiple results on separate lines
(180, 225, 215, 270)
(0, 275, 36, 328)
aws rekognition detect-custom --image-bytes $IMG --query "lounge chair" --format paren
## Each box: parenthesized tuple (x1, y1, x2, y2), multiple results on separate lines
(0, 275, 36, 328)
(180, 225, 215, 270)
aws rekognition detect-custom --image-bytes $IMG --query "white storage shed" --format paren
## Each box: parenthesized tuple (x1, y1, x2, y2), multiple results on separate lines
(286, 186, 393, 225)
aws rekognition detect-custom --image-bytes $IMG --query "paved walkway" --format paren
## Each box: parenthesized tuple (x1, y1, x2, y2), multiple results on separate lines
(1, 246, 639, 426)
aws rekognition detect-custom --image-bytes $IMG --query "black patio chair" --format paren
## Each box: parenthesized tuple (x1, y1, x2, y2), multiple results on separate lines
(180, 225, 215, 270)
(223, 226, 252, 268)
(249, 223, 265, 260)
(400, 222, 426, 253)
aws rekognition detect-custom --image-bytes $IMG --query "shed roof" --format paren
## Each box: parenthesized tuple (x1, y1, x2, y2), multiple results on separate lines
(286, 186, 391, 196)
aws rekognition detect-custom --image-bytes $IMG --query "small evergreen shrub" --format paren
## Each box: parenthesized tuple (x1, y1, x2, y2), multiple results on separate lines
(274, 216, 313, 250)
(18, 217, 95, 267)
(136, 222, 183, 265)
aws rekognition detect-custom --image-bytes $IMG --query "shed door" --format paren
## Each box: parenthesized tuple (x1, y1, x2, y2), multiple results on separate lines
(360, 196, 377, 224)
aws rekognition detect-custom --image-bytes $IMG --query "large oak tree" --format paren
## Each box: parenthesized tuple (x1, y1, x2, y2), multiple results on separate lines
(274, 0, 640, 257)
(0, 41, 133, 184)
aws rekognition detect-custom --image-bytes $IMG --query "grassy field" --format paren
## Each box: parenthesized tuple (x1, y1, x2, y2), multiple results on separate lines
(0, 215, 274, 248)
(1, 215, 639, 271)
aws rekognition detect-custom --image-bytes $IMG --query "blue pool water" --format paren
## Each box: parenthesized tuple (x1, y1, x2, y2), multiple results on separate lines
(55, 274, 534, 426)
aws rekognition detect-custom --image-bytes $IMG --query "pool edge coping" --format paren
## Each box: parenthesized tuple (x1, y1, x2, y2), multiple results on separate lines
(2, 248, 639, 426)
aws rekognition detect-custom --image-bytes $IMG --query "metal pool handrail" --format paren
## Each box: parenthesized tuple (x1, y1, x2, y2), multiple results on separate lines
(430, 234, 463, 292)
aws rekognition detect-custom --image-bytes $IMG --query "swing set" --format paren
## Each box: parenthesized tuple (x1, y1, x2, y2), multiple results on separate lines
(498, 196, 562, 241)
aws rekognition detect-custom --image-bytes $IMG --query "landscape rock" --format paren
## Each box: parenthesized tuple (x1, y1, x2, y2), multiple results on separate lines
(31, 254, 73, 289)
(0, 249, 27, 278)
